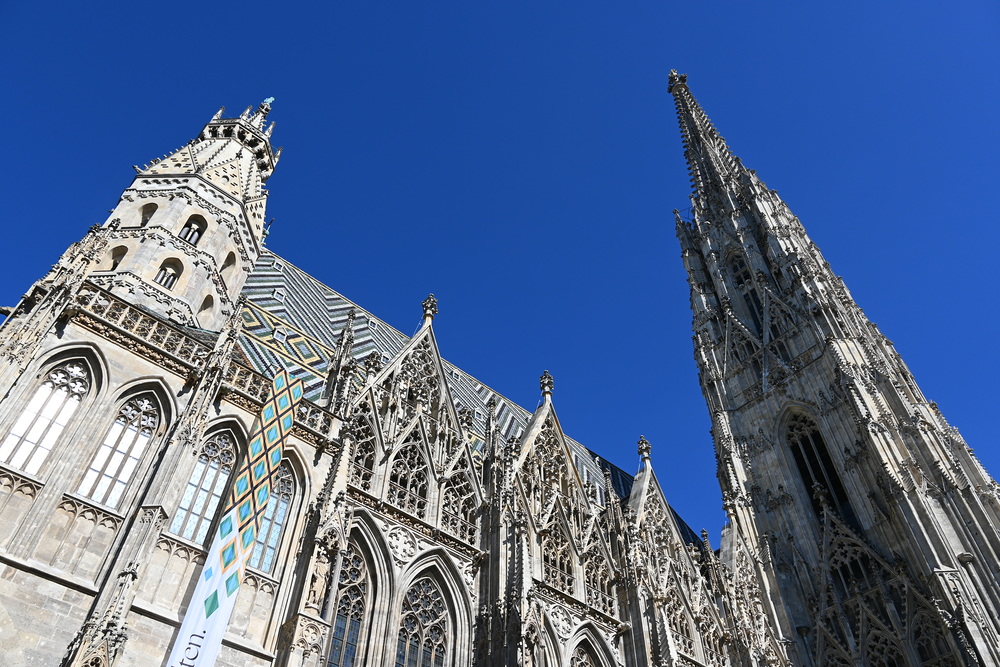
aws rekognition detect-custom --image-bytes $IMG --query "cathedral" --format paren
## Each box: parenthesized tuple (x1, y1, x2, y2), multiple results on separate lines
(0, 72, 997, 667)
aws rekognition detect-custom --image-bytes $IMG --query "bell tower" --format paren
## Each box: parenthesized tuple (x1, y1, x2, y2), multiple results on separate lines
(670, 71, 1000, 666)
(88, 100, 280, 329)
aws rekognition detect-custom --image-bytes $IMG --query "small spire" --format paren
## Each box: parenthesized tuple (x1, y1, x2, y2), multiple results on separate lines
(540, 370, 554, 398)
(211, 106, 225, 121)
(637, 435, 651, 460)
(422, 293, 438, 326)
(667, 69, 687, 92)
(668, 70, 744, 202)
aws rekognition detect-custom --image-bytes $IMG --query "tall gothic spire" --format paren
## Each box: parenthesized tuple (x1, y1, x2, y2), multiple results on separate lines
(668, 70, 747, 206)
(671, 71, 1000, 667)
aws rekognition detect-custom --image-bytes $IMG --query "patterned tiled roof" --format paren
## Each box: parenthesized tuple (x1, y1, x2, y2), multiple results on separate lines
(238, 251, 634, 501)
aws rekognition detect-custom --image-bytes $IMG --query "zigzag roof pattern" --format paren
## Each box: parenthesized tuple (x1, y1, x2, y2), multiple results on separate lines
(238, 251, 636, 502)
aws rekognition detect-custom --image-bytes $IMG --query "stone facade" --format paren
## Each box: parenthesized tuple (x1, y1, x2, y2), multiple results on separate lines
(0, 78, 995, 667)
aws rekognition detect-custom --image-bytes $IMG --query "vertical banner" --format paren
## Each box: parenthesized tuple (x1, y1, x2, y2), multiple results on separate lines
(167, 370, 303, 667)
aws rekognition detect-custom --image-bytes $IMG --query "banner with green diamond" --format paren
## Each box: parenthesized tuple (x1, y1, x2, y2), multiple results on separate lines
(167, 370, 303, 667)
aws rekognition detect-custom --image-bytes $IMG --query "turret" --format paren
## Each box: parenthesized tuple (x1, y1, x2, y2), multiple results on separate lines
(86, 100, 281, 329)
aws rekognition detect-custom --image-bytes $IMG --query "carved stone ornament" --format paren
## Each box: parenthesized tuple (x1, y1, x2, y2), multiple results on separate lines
(387, 526, 417, 564)
(548, 605, 574, 639)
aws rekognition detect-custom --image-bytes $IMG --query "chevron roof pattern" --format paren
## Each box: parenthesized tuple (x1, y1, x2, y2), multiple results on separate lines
(238, 251, 635, 501)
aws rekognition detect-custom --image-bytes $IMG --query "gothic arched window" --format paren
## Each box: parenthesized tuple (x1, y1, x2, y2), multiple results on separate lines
(394, 578, 448, 667)
(0, 360, 90, 475)
(787, 414, 856, 526)
(247, 462, 294, 573)
(542, 525, 574, 594)
(220, 252, 237, 285)
(585, 554, 615, 615)
(153, 259, 183, 290)
(169, 431, 237, 544)
(140, 203, 157, 226)
(730, 255, 763, 336)
(387, 438, 429, 519)
(78, 394, 161, 508)
(179, 215, 207, 245)
(327, 543, 370, 667)
(441, 474, 477, 543)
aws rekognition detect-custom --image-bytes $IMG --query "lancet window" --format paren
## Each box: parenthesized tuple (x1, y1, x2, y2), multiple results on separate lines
(328, 543, 370, 667)
(394, 578, 448, 667)
(387, 437, 429, 519)
(247, 462, 294, 573)
(78, 395, 161, 508)
(169, 432, 237, 544)
(440, 474, 477, 543)
(585, 554, 616, 615)
(0, 360, 90, 475)
(730, 256, 764, 336)
(786, 414, 856, 526)
(350, 416, 377, 492)
(542, 525, 574, 594)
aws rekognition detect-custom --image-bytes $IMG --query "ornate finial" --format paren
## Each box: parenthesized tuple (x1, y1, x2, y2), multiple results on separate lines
(263, 96, 275, 105)
(667, 69, 687, 93)
(540, 370, 554, 397)
(364, 350, 383, 373)
(422, 293, 438, 325)
(637, 435, 651, 459)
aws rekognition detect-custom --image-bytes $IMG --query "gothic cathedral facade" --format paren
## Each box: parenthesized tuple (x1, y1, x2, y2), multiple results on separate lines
(0, 77, 996, 667)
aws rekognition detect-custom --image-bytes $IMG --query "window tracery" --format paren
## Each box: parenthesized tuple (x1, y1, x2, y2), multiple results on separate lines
(865, 632, 905, 667)
(169, 432, 237, 544)
(441, 474, 477, 543)
(542, 524, 574, 594)
(0, 360, 90, 475)
(394, 578, 448, 667)
(78, 395, 160, 508)
(247, 462, 294, 572)
(585, 553, 616, 615)
(570, 646, 597, 667)
(387, 433, 429, 519)
(350, 413, 377, 492)
(328, 543, 369, 667)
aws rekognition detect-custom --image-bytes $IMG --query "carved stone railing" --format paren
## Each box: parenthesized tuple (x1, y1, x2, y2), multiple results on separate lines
(72, 283, 211, 374)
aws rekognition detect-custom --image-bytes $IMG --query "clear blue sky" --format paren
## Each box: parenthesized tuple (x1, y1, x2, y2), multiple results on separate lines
(2, 1, 997, 539)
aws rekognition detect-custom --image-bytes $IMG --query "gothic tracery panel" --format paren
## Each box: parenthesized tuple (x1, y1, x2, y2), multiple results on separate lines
(169, 431, 237, 544)
(395, 577, 448, 667)
(387, 431, 429, 519)
(328, 543, 370, 667)
(440, 474, 477, 543)
(0, 359, 90, 475)
(78, 394, 160, 508)
(247, 462, 294, 573)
